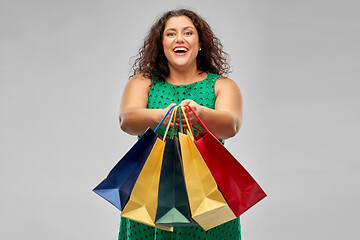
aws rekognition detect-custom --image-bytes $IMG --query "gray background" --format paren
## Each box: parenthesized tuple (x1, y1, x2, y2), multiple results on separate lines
(1, 0, 359, 239)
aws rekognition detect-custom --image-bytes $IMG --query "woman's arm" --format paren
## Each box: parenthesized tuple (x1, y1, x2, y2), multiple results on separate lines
(119, 74, 174, 135)
(181, 77, 242, 140)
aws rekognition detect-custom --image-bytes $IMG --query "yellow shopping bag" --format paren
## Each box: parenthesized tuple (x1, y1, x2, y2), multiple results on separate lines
(120, 107, 180, 231)
(178, 107, 236, 230)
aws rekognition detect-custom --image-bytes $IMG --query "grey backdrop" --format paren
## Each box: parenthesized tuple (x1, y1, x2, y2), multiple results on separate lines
(1, 0, 359, 239)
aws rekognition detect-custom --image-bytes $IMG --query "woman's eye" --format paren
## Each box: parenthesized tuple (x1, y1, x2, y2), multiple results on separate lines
(184, 32, 193, 36)
(166, 33, 175, 37)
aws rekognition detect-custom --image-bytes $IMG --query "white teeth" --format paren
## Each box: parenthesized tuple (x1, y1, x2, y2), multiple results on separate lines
(174, 47, 188, 52)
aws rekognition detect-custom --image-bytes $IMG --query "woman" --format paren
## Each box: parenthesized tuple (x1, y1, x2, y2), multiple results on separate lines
(119, 9, 242, 240)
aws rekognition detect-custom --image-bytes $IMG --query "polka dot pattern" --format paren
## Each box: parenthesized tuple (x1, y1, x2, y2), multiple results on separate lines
(147, 72, 224, 144)
(119, 218, 241, 240)
(147, 72, 218, 110)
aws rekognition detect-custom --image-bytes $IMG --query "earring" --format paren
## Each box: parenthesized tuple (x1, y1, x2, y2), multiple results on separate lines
(199, 48, 202, 51)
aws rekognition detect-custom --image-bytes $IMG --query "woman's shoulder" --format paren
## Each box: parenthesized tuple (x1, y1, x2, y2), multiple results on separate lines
(129, 73, 152, 83)
(214, 76, 241, 95)
(206, 72, 236, 84)
(214, 76, 239, 87)
(124, 73, 152, 95)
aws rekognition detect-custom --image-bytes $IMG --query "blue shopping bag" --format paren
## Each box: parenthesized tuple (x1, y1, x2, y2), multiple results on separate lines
(93, 106, 176, 210)
(93, 128, 157, 210)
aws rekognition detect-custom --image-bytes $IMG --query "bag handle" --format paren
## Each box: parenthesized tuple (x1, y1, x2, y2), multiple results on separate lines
(154, 105, 177, 132)
(180, 106, 194, 140)
(184, 105, 209, 133)
(162, 105, 179, 141)
(178, 106, 183, 133)
(151, 104, 208, 141)
(170, 106, 180, 139)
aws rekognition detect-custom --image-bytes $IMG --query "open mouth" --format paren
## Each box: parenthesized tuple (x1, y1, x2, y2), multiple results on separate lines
(173, 47, 189, 54)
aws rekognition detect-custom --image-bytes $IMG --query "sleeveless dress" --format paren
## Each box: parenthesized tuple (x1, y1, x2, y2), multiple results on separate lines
(118, 72, 241, 240)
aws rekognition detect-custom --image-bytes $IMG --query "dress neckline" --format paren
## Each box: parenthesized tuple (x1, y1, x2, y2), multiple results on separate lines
(164, 72, 210, 87)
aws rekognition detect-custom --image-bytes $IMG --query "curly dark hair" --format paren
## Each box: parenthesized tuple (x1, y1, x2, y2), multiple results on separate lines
(131, 9, 230, 79)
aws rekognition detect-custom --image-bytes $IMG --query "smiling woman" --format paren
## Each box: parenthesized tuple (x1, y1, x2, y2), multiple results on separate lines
(130, 9, 230, 82)
(118, 8, 242, 240)
(162, 17, 200, 73)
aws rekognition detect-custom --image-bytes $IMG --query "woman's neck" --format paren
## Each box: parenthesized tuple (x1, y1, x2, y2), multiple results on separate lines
(166, 64, 205, 85)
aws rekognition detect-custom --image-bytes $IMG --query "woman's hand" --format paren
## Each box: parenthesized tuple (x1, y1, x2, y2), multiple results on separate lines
(180, 99, 202, 125)
(161, 103, 177, 127)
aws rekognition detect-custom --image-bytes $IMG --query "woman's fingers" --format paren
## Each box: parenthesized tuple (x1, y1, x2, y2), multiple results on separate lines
(160, 102, 202, 128)
(179, 113, 198, 125)
(161, 103, 177, 126)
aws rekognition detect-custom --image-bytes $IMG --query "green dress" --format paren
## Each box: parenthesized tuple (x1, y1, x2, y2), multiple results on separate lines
(118, 72, 241, 240)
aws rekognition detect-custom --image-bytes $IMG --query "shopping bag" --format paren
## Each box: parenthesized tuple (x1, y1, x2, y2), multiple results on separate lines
(178, 106, 236, 231)
(93, 106, 176, 211)
(93, 127, 157, 210)
(155, 107, 194, 227)
(185, 106, 267, 217)
(120, 107, 180, 231)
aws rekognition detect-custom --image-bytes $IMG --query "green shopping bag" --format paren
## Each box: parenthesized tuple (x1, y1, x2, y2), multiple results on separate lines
(155, 106, 195, 226)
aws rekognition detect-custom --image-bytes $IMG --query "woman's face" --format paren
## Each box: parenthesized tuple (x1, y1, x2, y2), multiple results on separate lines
(162, 16, 201, 71)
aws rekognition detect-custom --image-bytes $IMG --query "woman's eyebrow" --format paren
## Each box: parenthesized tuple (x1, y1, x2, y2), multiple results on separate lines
(164, 26, 195, 32)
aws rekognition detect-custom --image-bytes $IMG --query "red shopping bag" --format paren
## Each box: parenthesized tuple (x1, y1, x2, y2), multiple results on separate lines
(185, 106, 267, 217)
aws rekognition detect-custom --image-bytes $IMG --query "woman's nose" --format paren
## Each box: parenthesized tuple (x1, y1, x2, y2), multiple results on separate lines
(176, 33, 184, 43)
